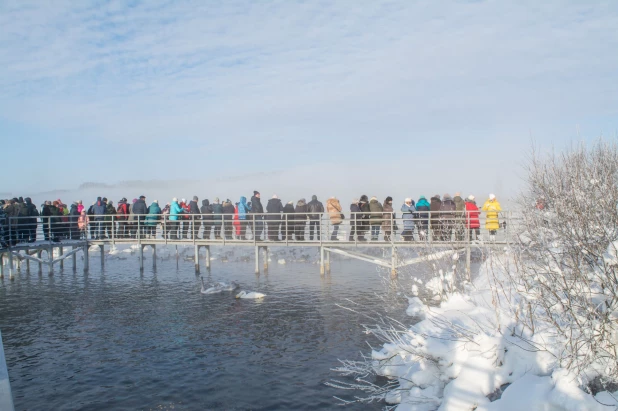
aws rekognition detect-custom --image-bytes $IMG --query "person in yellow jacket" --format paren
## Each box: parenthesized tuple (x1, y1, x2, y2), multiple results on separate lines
(482, 194, 501, 241)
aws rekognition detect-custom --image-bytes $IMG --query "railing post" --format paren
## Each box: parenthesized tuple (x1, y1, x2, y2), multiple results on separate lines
(285, 215, 288, 246)
(111, 215, 115, 244)
(466, 213, 471, 281)
(428, 211, 433, 244)
(253, 215, 256, 244)
(164, 216, 167, 245)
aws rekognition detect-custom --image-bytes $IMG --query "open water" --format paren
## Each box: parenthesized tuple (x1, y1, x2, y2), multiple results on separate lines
(0, 246, 415, 410)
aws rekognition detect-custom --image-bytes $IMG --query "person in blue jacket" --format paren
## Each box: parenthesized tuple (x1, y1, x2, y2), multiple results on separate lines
(145, 201, 161, 238)
(415, 196, 431, 240)
(400, 198, 416, 241)
(169, 198, 184, 239)
(237, 196, 251, 239)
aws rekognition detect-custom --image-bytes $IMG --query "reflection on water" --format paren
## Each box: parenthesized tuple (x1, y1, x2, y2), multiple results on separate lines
(0, 248, 419, 410)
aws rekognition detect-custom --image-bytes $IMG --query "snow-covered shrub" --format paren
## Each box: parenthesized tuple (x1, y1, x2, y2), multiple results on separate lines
(511, 140, 618, 383)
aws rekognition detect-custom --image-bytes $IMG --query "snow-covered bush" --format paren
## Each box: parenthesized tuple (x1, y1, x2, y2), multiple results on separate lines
(511, 141, 618, 383)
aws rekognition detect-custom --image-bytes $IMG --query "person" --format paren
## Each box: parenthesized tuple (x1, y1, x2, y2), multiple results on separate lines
(349, 199, 361, 241)
(188, 196, 200, 239)
(266, 195, 284, 241)
(180, 198, 190, 239)
(87, 202, 96, 239)
(41, 201, 52, 241)
(104, 200, 116, 239)
(415, 196, 430, 240)
(69, 201, 80, 239)
(237, 196, 251, 239)
(369, 196, 383, 241)
(359, 195, 370, 240)
(222, 199, 235, 240)
(77, 200, 84, 214)
(465, 195, 481, 240)
(382, 196, 395, 241)
(294, 199, 308, 241)
(132, 195, 149, 238)
(24, 197, 38, 242)
(401, 198, 416, 241)
(49, 200, 62, 242)
(233, 203, 241, 239)
(429, 195, 442, 241)
(250, 191, 264, 241)
(200, 199, 213, 239)
(145, 200, 161, 238)
(307, 195, 324, 241)
(161, 202, 170, 238)
(282, 201, 295, 240)
(78, 210, 89, 239)
(326, 197, 342, 241)
(211, 198, 223, 239)
(440, 194, 456, 241)
(128, 198, 138, 238)
(482, 194, 502, 241)
(169, 198, 183, 240)
(453, 192, 466, 241)
(116, 198, 129, 238)
(15, 198, 29, 243)
(93, 197, 106, 239)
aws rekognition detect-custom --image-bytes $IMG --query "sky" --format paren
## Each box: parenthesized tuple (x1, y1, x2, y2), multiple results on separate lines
(1, 0, 618, 206)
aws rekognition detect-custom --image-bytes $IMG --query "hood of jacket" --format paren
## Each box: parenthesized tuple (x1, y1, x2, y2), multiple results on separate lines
(417, 198, 430, 208)
(202, 199, 209, 206)
(239, 196, 248, 206)
(267, 198, 282, 207)
(297, 199, 306, 206)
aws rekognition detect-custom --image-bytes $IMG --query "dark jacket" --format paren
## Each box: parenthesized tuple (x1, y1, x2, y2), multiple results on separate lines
(307, 195, 324, 220)
(440, 196, 456, 220)
(350, 203, 361, 220)
(200, 200, 213, 220)
(283, 203, 295, 223)
(369, 199, 383, 226)
(222, 201, 235, 221)
(266, 198, 284, 221)
(25, 198, 38, 224)
(105, 203, 116, 222)
(189, 200, 200, 215)
(294, 199, 308, 225)
(250, 196, 264, 216)
(211, 202, 223, 224)
(429, 196, 442, 227)
(132, 199, 148, 216)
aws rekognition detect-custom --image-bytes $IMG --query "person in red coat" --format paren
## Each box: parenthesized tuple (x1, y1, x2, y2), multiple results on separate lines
(465, 195, 481, 240)
(179, 199, 191, 239)
(233, 204, 241, 239)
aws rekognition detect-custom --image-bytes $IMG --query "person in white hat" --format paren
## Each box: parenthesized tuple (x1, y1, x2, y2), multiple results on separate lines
(465, 195, 480, 241)
(482, 194, 502, 241)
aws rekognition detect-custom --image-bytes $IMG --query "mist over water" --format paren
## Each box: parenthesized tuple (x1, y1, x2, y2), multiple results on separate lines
(0, 246, 420, 410)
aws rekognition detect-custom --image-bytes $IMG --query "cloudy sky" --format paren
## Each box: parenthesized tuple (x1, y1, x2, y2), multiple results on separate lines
(1, 0, 617, 205)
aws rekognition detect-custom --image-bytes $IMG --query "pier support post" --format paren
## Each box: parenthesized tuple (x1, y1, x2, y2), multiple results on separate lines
(8, 252, 13, 280)
(37, 251, 42, 274)
(263, 247, 268, 272)
(139, 245, 144, 272)
(0, 254, 4, 278)
(84, 244, 89, 273)
(48, 245, 54, 275)
(391, 246, 397, 278)
(255, 246, 259, 274)
(320, 246, 325, 275)
(59, 246, 64, 270)
(205, 246, 210, 270)
(72, 247, 77, 271)
(99, 245, 104, 269)
(152, 245, 157, 269)
(194, 244, 199, 274)
(26, 254, 30, 273)
(326, 250, 331, 273)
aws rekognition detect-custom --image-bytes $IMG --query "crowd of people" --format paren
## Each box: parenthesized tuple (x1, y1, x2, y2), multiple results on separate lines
(0, 191, 504, 246)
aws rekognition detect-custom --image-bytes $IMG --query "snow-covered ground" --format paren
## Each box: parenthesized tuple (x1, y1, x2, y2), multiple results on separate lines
(365, 253, 618, 411)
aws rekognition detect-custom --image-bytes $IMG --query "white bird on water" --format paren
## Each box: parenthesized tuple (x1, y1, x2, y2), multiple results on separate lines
(235, 291, 266, 299)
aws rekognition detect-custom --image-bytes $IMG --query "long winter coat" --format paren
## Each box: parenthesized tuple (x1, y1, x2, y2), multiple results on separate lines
(169, 201, 183, 221)
(369, 199, 383, 226)
(401, 204, 416, 231)
(440, 196, 456, 220)
(294, 199, 308, 227)
(146, 202, 161, 226)
(201, 200, 213, 220)
(282, 203, 295, 226)
(326, 198, 342, 225)
(382, 203, 394, 230)
(429, 197, 442, 228)
(465, 201, 480, 229)
(482, 199, 502, 230)
(454, 196, 465, 218)
(212, 202, 223, 224)
(250, 195, 264, 217)
(266, 198, 284, 221)
(78, 212, 89, 230)
(222, 202, 234, 222)
(132, 199, 148, 216)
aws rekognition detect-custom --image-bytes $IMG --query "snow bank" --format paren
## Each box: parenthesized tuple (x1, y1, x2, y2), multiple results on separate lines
(372, 255, 618, 410)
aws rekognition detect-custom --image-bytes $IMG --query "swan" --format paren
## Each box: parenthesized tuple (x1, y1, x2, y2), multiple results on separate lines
(235, 291, 266, 299)
(201, 278, 239, 294)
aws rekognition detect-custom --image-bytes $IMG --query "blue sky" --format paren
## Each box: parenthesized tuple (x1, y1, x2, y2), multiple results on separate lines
(1, 0, 618, 205)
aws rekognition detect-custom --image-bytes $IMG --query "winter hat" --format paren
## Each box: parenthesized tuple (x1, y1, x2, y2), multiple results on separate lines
(78, 200, 82, 204)
(468, 195, 475, 201)
(312, 195, 317, 201)
(434, 194, 441, 199)
(443, 193, 450, 199)
(288, 201, 293, 204)
(405, 198, 411, 203)
(181, 198, 186, 203)
(272, 194, 278, 199)
(97, 196, 102, 201)
(103, 197, 107, 202)
(254, 191, 260, 196)
(489, 194, 496, 200)
(132, 198, 137, 203)
(154, 200, 158, 204)
(214, 197, 219, 203)
(108, 200, 113, 205)
(172, 197, 178, 202)
(139, 195, 146, 199)
(419, 195, 426, 200)
(385, 196, 393, 203)
(192, 196, 198, 201)
(370, 196, 377, 201)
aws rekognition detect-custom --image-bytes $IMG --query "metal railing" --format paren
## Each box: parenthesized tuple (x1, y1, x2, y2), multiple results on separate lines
(0, 210, 518, 247)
